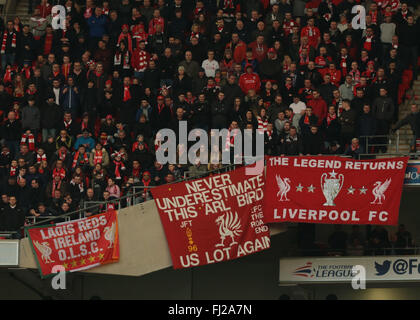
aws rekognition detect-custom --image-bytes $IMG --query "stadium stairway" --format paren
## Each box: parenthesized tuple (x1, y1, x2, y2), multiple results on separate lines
(387, 78, 420, 155)
(3, 0, 30, 24)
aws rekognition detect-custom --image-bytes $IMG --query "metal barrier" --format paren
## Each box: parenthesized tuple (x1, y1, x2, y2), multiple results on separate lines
(0, 231, 17, 239)
(359, 133, 396, 153)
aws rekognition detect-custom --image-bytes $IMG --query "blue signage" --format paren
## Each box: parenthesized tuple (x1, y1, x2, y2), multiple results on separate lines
(404, 161, 420, 185)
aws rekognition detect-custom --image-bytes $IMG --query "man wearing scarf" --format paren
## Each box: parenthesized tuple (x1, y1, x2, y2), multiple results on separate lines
(1, 20, 18, 70)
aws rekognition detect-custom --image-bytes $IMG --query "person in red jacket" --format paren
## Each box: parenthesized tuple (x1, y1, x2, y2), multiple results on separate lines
(239, 64, 261, 95)
(300, 17, 321, 49)
(307, 90, 327, 126)
(225, 33, 247, 64)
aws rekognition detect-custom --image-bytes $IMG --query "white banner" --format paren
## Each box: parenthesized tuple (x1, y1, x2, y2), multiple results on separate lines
(279, 256, 420, 283)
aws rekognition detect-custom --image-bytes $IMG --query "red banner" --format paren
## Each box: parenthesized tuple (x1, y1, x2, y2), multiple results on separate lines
(152, 162, 270, 269)
(27, 210, 119, 277)
(264, 156, 408, 225)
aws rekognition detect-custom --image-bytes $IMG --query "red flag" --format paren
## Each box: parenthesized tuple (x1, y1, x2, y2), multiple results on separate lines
(264, 156, 408, 225)
(152, 161, 270, 269)
(26, 210, 119, 278)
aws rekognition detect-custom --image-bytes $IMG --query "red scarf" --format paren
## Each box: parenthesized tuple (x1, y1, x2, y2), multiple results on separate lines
(53, 167, 66, 179)
(113, 160, 125, 179)
(327, 113, 336, 126)
(62, 63, 71, 80)
(37, 153, 47, 163)
(58, 150, 67, 161)
(123, 85, 131, 101)
(72, 151, 88, 168)
(3, 67, 12, 83)
(142, 178, 151, 193)
(363, 36, 372, 51)
(43, 33, 53, 55)
(1, 31, 16, 54)
(81, 121, 88, 131)
(132, 167, 141, 178)
(94, 149, 103, 165)
(10, 165, 17, 176)
(304, 114, 310, 124)
(52, 180, 62, 197)
(22, 66, 32, 79)
(21, 133, 35, 150)
(117, 32, 133, 53)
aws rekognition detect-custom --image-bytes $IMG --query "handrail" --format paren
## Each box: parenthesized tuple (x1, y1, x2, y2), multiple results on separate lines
(23, 163, 241, 229)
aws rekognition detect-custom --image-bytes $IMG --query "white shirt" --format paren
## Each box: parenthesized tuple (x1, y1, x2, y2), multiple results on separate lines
(289, 101, 306, 115)
(53, 87, 60, 105)
(201, 59, 219, 78)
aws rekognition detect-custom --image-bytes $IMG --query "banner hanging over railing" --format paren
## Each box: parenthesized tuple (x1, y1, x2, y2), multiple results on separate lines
(26, 210, 119, 278)
(151, 160, 270, 269)
(264, 156, 408, 225)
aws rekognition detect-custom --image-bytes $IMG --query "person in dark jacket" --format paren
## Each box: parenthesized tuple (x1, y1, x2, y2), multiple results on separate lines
(338, 100, 357, 151)
(281, 126, 304, 156)
(299, 107, 318, 137)
(0, 196, 25, 237)
(211, 91, 229, 130)
(372, 87, 394, 152)
(1, 111, 22, 158)
(321, 106, 341, 148)
(40, 94, 62, 142)
(357, 104, 376, 152)
(303, 126, 324, 155)
(191, 93, 210, 130)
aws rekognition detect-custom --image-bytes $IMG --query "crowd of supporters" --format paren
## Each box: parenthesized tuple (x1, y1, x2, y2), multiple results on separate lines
(0, 0, 419, 236)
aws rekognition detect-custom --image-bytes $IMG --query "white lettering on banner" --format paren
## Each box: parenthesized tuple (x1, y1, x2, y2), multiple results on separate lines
(157, 173, 264, 221)
(368, 211, 388, 222)
(274, 208, 364, 222)
(271, 157, 405, 171)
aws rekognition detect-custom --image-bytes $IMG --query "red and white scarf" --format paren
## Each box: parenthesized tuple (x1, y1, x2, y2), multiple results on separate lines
(10, 164, 17, 176)
(72, 151, 88, 168)
(52, 167, 66, 180)
(64, 119, 72, 130)
(113, 160, 125, 180)
(37, 153, 47, 163)
(1, 31, 16, 54)
(21, 133, 35, 151)
(93, 149, 103, 165)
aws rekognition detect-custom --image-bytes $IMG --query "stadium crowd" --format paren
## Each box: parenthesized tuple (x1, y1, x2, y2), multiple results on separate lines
(0, 0, 419, 236)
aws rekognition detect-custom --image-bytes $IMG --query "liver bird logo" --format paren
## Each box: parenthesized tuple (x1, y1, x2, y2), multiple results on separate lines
(371, 178, 391, 204)
(34, 241, 55, 264)
(215, 212, 242, 247)
(276, 175, 291, 201)
(104, 222, 116, 248)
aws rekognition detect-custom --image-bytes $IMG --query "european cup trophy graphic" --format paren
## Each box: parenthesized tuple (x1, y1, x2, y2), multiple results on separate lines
(321, 171, 344, 206)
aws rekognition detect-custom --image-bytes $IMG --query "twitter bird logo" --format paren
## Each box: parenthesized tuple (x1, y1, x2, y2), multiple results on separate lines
(375, 260, 391, 276)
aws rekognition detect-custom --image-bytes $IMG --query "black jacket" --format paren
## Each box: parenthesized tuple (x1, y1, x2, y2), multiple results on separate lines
(41, 102, 62, 130)
(0, 205, 25, 232)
